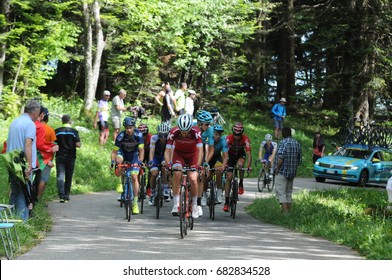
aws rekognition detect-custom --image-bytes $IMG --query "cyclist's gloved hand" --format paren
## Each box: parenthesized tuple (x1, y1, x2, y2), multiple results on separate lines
(166, 162, 172, 171)
(148, 160, 154, 168)
(110, 160, 115, 169)
(247, 166, 252, 173)
(203, 162, 210, 169)
(138, 160, 144, 167)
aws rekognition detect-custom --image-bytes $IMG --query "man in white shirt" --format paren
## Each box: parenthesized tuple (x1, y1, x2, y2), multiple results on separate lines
(184, 90, 196, 116)
(174, 82, 187, 115)
(111, 89, 128, 141)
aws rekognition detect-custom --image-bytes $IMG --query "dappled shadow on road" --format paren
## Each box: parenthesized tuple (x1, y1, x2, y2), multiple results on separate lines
(17, 179, 362, 260)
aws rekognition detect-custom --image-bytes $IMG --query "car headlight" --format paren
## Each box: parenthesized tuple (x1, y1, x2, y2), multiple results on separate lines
(315, 161, 320, 166)
(350, 166, 359, 170)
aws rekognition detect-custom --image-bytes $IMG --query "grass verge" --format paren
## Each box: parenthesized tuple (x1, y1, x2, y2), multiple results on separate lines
(247, 188, 392, 259)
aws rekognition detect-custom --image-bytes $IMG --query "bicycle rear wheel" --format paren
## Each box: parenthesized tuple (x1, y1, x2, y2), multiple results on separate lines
(155, 176, 162, 219)
(179, 186, 187, 238)
(208, 180, 216, 220)
(125, 177, 132, 222)
(257, 168, 265, 192)
(230, 180, 238, 219)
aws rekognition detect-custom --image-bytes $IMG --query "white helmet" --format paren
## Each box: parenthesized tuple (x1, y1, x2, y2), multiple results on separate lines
(178, 114, 193, 131)
(157, 122, 171, 134)
(265, 134, 273, 141)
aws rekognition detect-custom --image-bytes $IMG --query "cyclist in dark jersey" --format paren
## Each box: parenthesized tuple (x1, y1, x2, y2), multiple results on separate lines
(111, 117, 144, 214)
(223, 122, 252, 212)
(148, 122, 171, 205)
(138, 123, 152, 196)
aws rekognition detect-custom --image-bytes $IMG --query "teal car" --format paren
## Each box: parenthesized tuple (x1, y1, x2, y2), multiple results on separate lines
(313, 144, 392, 187)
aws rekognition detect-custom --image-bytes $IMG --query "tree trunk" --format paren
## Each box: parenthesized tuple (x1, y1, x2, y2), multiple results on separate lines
(286, 0, 296, 106)
(0, 0, 10, 98)
(81, 0, 105, 119)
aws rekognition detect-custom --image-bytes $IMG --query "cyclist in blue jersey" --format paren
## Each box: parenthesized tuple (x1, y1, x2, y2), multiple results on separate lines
(196, 110, 215, 215)
(206, 124, 228, 204)
(111, 117, 144, 214)
(258, 133, 277, 178)
(148, 122, 171, 205)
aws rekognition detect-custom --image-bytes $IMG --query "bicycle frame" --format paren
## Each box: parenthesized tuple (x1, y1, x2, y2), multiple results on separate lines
(173, 167, 196, 238)
(226, 166, 248, 219)
(117, 163, 138, 222)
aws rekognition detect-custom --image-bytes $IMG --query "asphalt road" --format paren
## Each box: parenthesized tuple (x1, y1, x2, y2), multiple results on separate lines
(17, 178, 363, 260)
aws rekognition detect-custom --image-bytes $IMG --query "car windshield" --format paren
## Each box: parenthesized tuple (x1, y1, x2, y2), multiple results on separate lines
(342, 148, 372, 159)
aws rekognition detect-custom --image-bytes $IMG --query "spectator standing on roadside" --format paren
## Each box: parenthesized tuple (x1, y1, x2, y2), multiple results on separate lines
(111, 89, 128, 141)
(35, 107, 59, 201)
(174, 82, 187, 115)
(55, 114, 81, 202)
(312, 130, 325, 163)
(184, 90, 196, 116)
(271, 97, 287, 139)
(161, 82, 176, 123)
(273, 127, 302, 214)
(94, 90, 111, 145)
(6, 99, 41, 222)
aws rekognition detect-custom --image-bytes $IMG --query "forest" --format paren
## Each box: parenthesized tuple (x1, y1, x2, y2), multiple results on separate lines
(1, 0, 391, 125)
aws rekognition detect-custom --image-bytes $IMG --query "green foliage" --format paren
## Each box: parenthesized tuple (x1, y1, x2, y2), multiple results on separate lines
(247, 188, 392, 259)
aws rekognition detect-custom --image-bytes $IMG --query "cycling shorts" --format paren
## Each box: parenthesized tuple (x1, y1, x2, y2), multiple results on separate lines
(208, 154, 223, 168)
(117, 151, 140, 174)
(172, 149, 198, 169)
(227, 153, 246, 172)
(150, 155, 164, 172)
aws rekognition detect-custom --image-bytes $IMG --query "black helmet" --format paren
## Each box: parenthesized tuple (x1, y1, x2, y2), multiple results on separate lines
(123, 117, 136, 127)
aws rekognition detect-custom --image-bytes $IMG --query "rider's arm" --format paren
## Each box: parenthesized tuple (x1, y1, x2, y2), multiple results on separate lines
(138, 145, 144, 162)
(164, 147, 173, 166)
(197, 145, 203, 167)
(258, 146, 263, 160)
(221, 151, 228, 168)
(206, 144, 214, 163)
(149, 144, 155, 162)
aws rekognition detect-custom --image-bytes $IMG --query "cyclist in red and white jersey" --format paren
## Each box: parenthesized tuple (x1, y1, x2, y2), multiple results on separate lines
(223, 122, 252, 212)
(164, 114, 203, 218)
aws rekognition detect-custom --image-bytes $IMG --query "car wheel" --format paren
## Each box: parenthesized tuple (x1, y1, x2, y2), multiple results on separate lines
(315, 177, 326, 183)
(357, 170, 368, 187)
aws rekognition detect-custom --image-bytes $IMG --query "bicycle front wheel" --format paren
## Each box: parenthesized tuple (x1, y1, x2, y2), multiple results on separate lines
(179, 186, 187, 238)
(208, 180, 216, 220)
(267, 174, 275, 192)
(139, 173, 146, 214)
(257, 168, 265, 192)
(155, 176, 162, 219)
(230, 180, 238, 219)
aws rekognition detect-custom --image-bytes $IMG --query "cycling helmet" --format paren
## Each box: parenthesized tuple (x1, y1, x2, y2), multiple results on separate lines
(213, 124, 224, 133)
(157, 122, 171, 134)
(138, 123, 149, 135)
(265, 134, 273, 141)
(196, 110, 213, 124)
(232, 122, 244, 135)
(123, 117, 136, 127)
(178, 114, 193, 131)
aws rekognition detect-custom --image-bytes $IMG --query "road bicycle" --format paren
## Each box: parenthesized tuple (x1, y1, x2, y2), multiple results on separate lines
(255, 159, 275, 192)
(138, 164, 146, 214)
(173, 166, 196, 239)
(151, 164, 166, 219)
(117, 163, 139, 222)
(206, 167, 222, 221)
(226, 167, 248, 219)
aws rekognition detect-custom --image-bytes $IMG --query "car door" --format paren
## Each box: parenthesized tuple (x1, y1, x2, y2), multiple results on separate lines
(368, 151, 383, 183)
(379, 150, 392, 183)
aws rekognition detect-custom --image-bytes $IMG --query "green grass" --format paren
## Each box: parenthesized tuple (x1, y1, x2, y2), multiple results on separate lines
(1, 96, 391, 259)
(247, 189, 392, 259)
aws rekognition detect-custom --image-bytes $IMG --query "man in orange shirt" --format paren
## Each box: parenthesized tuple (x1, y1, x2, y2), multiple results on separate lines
(35, 107, 59, 200)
